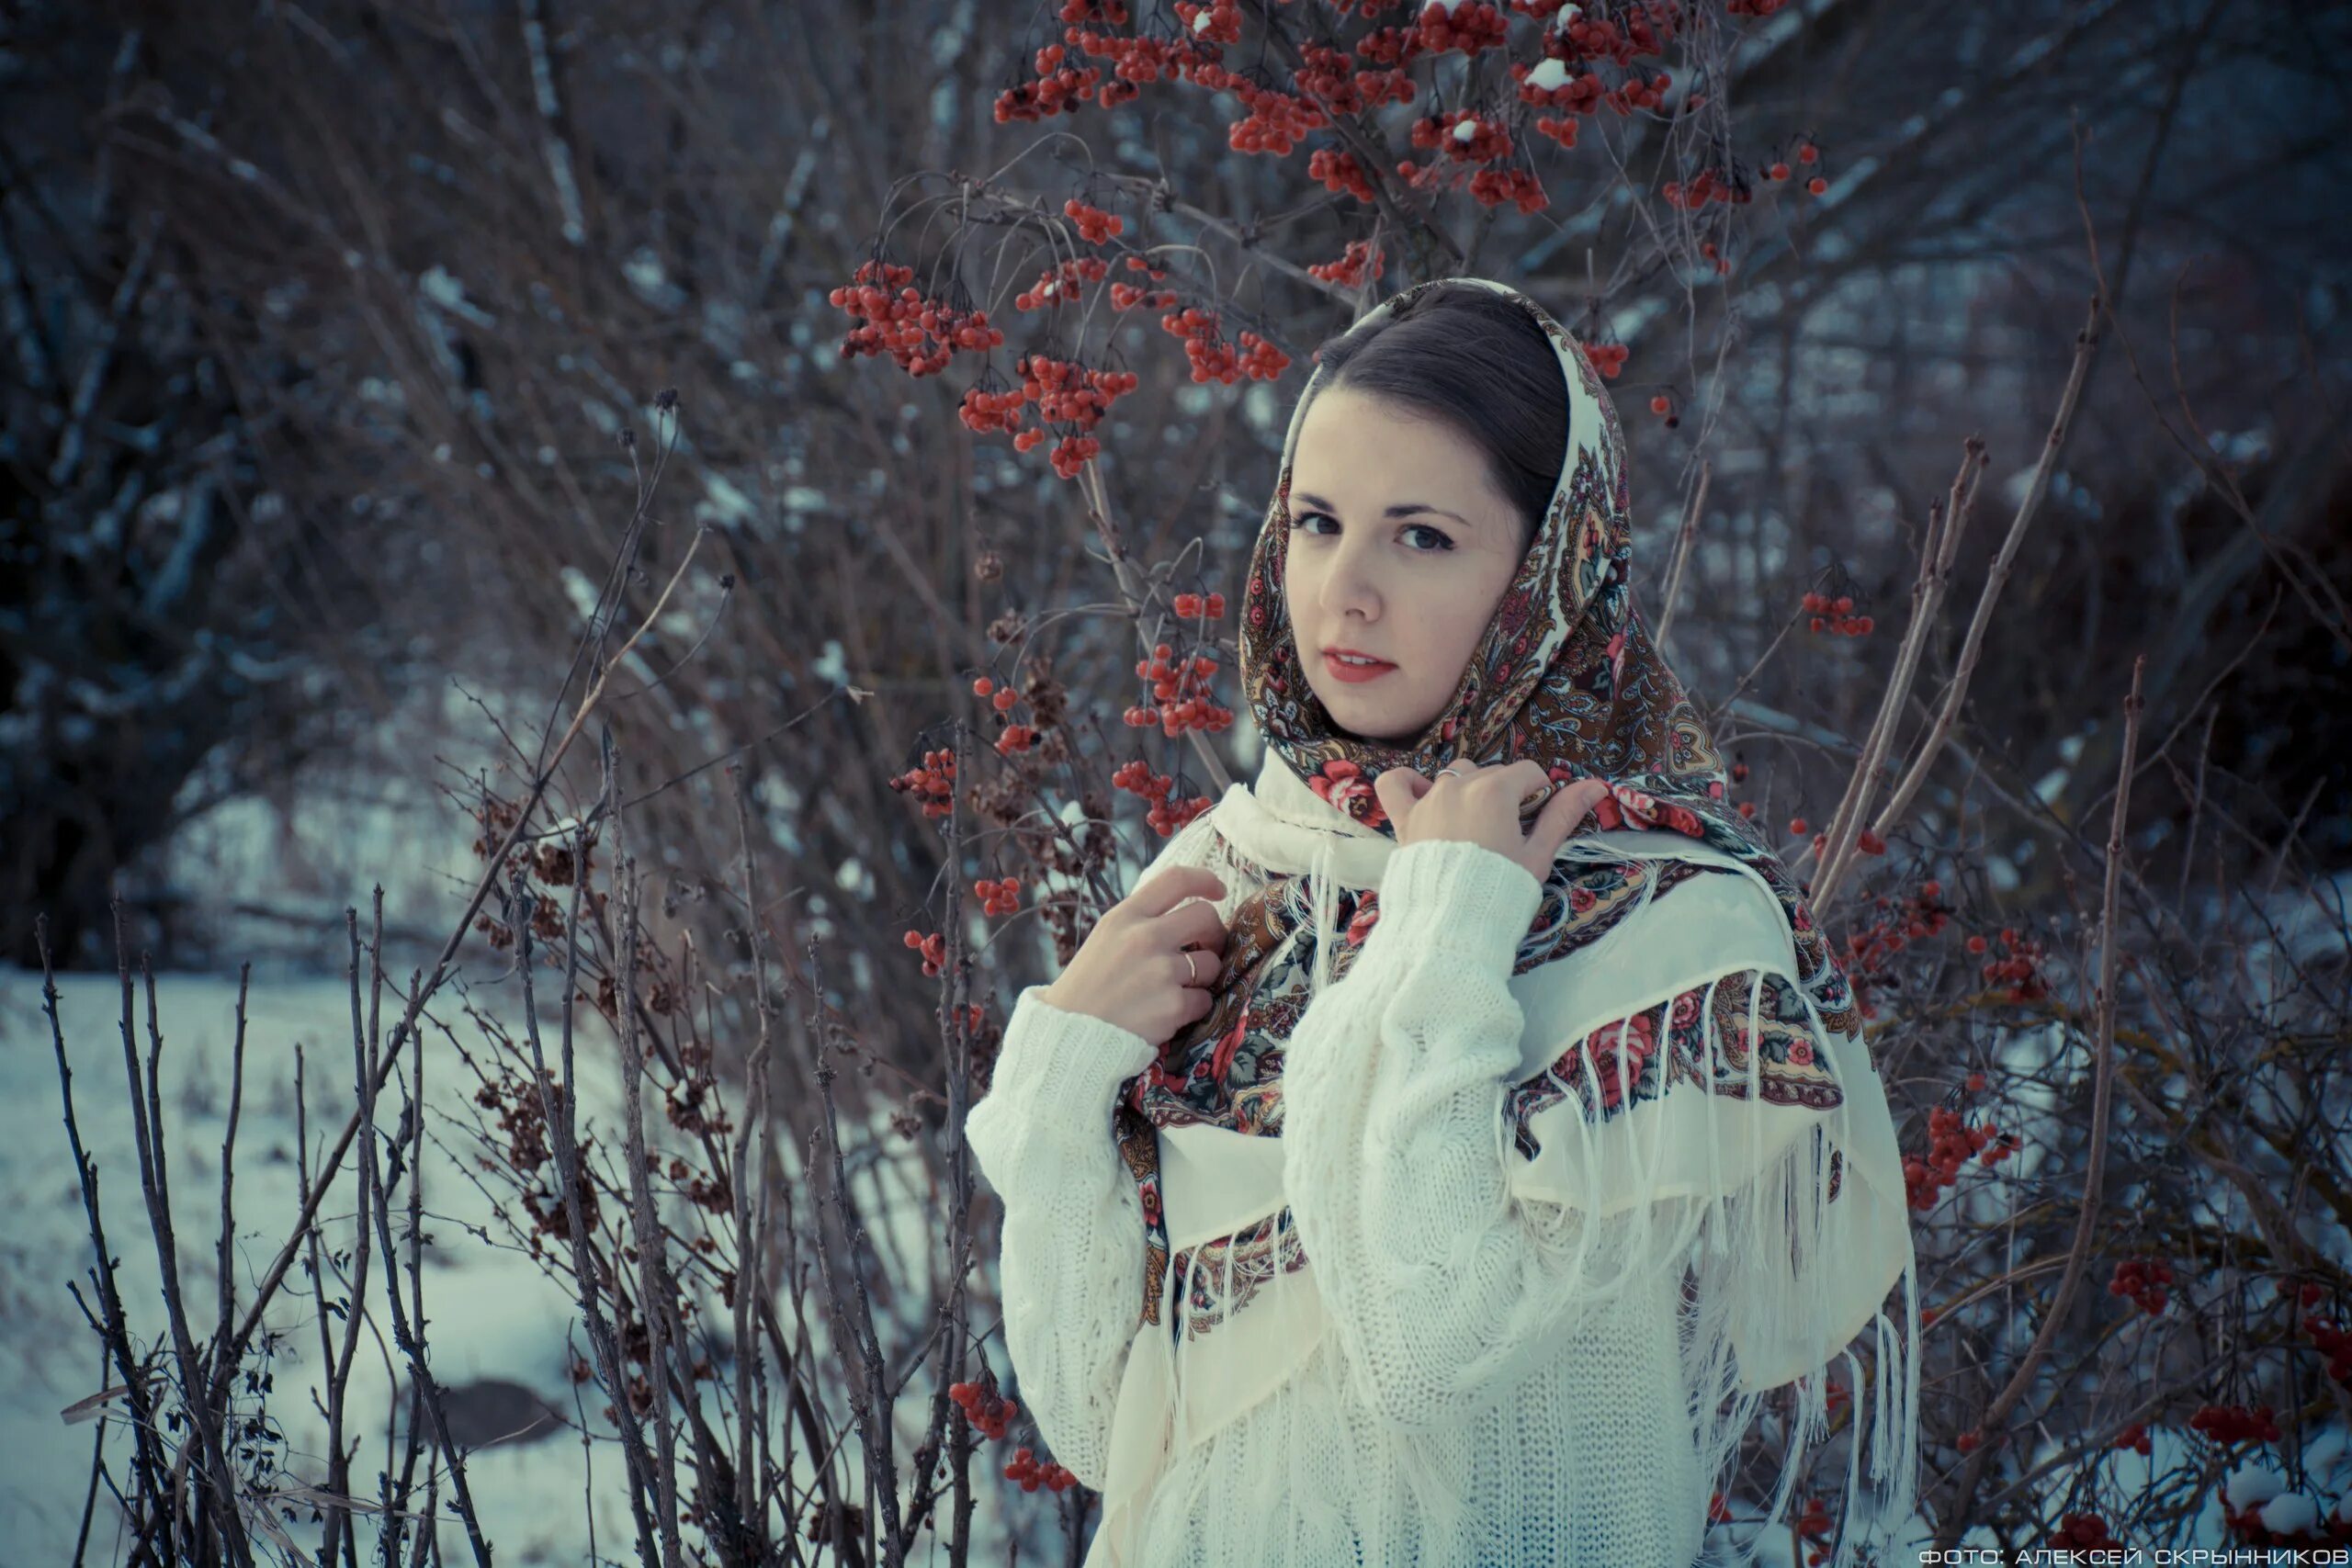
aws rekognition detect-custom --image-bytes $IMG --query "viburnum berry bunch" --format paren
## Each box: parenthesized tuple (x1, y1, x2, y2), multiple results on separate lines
(1063, 196, 1124, 243)
(2188, 1402, 2281, 1446)
(888, 748, 957, 819)
(1159, 305, 1291, 385)
(2303, 1315, 2352, 1393)
(948, 1377, 1019, 1440)
(1126, 640, 1235, 739)
(974, 874, 1024, 918)
(1002, 1446, 1080, 1494)
(1803, 591, 1874, 636)
(1904, 1104, 2018, 1212)
(2052, 1514, 2124, 1551)
(2108, 1256, 2176, 1316)
(901, 928, 949, 977)
(1791, 1495, 1836, 1566)
(1112, 758, 1215, 838)
(1582, 340, 1629, 379)
(831, 262, 1004, 378)
(1962, 925, 2049, 1004)
(1839, 876, 1951, 1011)
(1307, 238, 1385, 288)
(1015, 256, 1111, 310)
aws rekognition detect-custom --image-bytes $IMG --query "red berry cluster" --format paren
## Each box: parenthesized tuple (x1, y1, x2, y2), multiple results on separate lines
(1171, 0, 1241, 46)
(1413, 0, 1510, 55)
(1665, 166, 1758, 212)
(901, 928, 949, 977)
(948, 1378, 1019, 1439)
(1158, 307, 1289, 385)
(1002, 1446, 1079, 1494)
(1015, 256, 1110, 312)
(1309, 147, 1379, 203)
(1517, 59, 1604, 116)
(1803, 592, 1873, 636)
(971, 675, 1016, 712)
(959, 384, 1029, 439)
(1412, 109, 1511, 164)
(1582, 341, 1629, 379)
(1792, 1495, 1835, 1565)
(995, 721, 1041, 756)
(1904, 1105, 2017, 1211)
(1532, 110, 1582, 151)
(1063, 197, 1124, 244)
(831, 263, 1005, 378)
(1726, 0, 1791, 16)
(1706, 1492, 1735, 1526)
(2303, 1315, 2352, 1393)
(1113, 759, 1215, 838)
(2188, 1402, 2280, 1446)
(888, 749, 958, 819)
(1023, 351, 1136, 431)
(2052, 1514, 2122, 1551)
(1060, 17, 1206, 109)
(2110, 1421, 2153, 1455)
(2108, 1257, 2176, 1315)
(993, 41, 1108, 124)
(1962, 927, 2048, 1004)
(1470, 165, 1548, 214)
(1553, 2, 1679, 69)
(974, 875, 1024, 918)
(1606, 70, 1674, 116)
(1170, 591, 1226, 621)
(1308, 238, 1386, 288)
(1109, 278, 1183, 312)
(1216, 73, 1325, 155)
(1841, 877, 1953, 1000)
(1127, 641, 1234, 738)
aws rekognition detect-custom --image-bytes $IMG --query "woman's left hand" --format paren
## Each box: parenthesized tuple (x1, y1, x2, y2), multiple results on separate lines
(1374, 760, 1611, 886)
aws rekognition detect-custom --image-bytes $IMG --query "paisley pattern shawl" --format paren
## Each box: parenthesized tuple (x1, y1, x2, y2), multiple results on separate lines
(1110, 276, 1863, 1336)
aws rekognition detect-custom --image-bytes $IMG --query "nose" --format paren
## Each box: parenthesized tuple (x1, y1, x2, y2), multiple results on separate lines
(1315, 531, 1383, 624)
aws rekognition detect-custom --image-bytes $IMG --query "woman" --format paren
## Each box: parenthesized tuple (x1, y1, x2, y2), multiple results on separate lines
(965, 276, 1919, 1568)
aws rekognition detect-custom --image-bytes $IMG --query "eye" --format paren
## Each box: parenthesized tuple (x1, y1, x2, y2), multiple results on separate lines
(1292, 512, 1457, 553)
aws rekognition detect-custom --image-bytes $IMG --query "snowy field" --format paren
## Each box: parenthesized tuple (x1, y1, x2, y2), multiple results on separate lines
(0, 966, 654, 1562)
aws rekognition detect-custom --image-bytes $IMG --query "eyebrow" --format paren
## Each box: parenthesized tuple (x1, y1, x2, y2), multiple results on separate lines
(1292, 491, 1469, 526)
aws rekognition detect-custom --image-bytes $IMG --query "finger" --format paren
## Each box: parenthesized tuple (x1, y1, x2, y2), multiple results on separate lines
(1155, 900, 1228, 950)
(1532, 779, 1611, 862)
(1373, 766, 1429, 816)
(1170, 949, 1219, 988)
(1127, 865, 1227, 919)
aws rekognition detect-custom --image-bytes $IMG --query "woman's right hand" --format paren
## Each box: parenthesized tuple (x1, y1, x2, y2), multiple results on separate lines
(1040, 866, 1228, 1048)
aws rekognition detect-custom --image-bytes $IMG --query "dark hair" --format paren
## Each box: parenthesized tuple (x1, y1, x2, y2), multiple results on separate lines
(1301, 281, 1569, 552)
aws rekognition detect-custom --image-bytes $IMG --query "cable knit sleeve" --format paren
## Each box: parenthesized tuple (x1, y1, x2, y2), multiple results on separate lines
(1279, 836, 1690, 1436)
(964, 984, 1159, 1490)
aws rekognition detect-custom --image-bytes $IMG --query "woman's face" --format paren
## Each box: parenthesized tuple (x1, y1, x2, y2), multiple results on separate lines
(1283, 386, 1532, 744)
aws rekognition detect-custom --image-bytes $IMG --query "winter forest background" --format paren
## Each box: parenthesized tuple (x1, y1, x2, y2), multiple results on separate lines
(4, 0, 2348, 1562)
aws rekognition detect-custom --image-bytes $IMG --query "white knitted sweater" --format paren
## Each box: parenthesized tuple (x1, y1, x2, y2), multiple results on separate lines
(964, 752, 1919, 1568)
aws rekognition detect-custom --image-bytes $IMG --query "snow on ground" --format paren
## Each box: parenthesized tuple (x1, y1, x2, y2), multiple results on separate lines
(0, 962, 1046, 1565)
(0, 967, 648, 1562)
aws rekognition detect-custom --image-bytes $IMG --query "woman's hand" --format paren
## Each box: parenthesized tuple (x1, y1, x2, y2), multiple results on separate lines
(1372, 760, 1611, 886)
(1039, 866, 1228, 1047)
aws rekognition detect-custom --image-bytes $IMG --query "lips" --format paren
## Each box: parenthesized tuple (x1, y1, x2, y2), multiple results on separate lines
(1322, 649, 1396, 683)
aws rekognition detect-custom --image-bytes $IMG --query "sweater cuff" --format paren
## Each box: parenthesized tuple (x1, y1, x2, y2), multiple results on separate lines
(990, 985, 1159, 1115)
(1367, 838, 1545, 979)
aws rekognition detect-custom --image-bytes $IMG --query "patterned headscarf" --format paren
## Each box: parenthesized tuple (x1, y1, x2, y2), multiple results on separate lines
(1111, 276, 1862, 1325)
